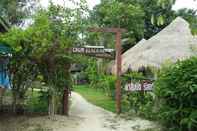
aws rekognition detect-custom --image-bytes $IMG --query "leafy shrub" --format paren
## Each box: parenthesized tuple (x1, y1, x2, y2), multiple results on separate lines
(26, 90, 48, 113)
(122, 72, 156, 118)
(122, 91, 155, 118)
(84, 59, 116, 98)
(155, 57, 197, 131)
(102, 75, 116, 98)
(92, 75, 116, 98)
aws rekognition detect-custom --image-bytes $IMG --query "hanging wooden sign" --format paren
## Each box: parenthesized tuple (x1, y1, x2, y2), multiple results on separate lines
(72, 46, 106, 53)
(87, 53, 114, 59)
(70, 45, 115, 59)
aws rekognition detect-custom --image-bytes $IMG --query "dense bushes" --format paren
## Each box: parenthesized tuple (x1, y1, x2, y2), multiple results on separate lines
(121, 57, 197, 130)
(155, 57, 197, 131)
(122, 91, 155, 118)
(122, 72, 156, 118)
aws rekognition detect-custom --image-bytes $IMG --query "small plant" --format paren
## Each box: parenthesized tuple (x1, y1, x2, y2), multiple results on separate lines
(122, 71, 156, 118)
(26, 90, 48, 113)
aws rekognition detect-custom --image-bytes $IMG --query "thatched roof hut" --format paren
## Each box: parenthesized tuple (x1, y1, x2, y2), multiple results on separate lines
(112, 17, 197, 74)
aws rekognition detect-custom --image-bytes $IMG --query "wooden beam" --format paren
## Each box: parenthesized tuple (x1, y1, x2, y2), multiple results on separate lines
(88, 28, 126, 33)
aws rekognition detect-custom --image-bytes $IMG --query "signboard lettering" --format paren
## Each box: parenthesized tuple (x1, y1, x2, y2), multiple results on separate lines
(70, 46, 115, 59)
(125, 81, 153, 91)
(72, 48, 85, 53)
(85, 48, 104, 54)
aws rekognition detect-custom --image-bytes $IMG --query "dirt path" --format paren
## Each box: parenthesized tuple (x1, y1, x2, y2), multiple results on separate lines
(0, 92, 158, 131)
(69, 92, 156, 131)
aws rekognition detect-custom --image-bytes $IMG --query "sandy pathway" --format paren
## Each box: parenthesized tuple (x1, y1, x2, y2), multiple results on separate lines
(69, 92, 156, 131)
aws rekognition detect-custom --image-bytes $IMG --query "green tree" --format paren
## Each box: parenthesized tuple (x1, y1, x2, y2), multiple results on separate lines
(0, 0, 37, 25)
(0, 28, 39, 113)
(26, 3, 85, 115)
(90, 0, 144, 45)
(116, 0, 176, 39)
(87, 0, 177, 51)
(0, 1, 88, 115)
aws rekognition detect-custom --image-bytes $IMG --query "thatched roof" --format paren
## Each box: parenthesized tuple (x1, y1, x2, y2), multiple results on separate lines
(112, 17, 197, 74)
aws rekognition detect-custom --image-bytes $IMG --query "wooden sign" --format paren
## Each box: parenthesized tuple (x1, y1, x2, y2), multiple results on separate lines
(72, 46, 105, 54)
(71, 46, 115, 59)
(125, 81, 153, 91)
(87, 53, 115, 59)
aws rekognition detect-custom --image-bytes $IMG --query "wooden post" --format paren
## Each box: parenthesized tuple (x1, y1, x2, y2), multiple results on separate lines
(141, 81, 145, 97)
(0, 87, 2, 111)
(63, 88, 69, 116)
(115, 32, 122, 114)
(0, 87, 5, 112)
(88, 28, 126, 114)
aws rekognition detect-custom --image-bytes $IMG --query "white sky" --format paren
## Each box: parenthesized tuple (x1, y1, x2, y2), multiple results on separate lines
(40, 0, 197, 10)
(173, 0, 197, 10)
(39, 0, 101, 9)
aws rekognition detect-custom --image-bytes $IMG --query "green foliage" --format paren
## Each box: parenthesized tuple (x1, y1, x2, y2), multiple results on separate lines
(90, 74, 116, 98)
(155, 57, 197, 131)
(134, 0, 175, 38)
(90, 0, 145, 43)
(123, 72, 146, 82)
(176, 8, 197, 35)
(122, 71, 156, 119)
(89, 0, 196, 53)
(98, 75, 116, 98)
(85, 59, 99, 85)
(0, 0, 37, 25)
(122, 91, 156, 119)
(31, 4, 85, 115)
(85, 59, 116, 97)
(0, 27, 39, 111)
(89, 0, 177, 49)
(0, 2, 88, 114)
(26, 90, 48, 113)
(74, 85, 116, 112)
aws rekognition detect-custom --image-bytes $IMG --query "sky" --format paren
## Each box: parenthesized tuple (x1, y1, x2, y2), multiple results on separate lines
(40, 0, 100, 9)
(40, 0, 197, 10)
(173, 0, 197, 10)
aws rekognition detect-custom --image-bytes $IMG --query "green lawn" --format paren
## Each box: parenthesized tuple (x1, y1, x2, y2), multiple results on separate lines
(74, 85, 116, 113)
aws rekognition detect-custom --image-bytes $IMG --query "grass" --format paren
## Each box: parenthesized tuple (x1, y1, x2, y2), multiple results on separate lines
(74, 85, 116, 113)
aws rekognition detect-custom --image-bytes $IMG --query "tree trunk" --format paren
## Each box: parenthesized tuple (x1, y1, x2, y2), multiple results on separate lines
(12, 91, 17, 113)
(48, 93, 55, 116)
(63, 88, 69, 116)
(0, 88, 4, 111)
(12, 91, 25, 114)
